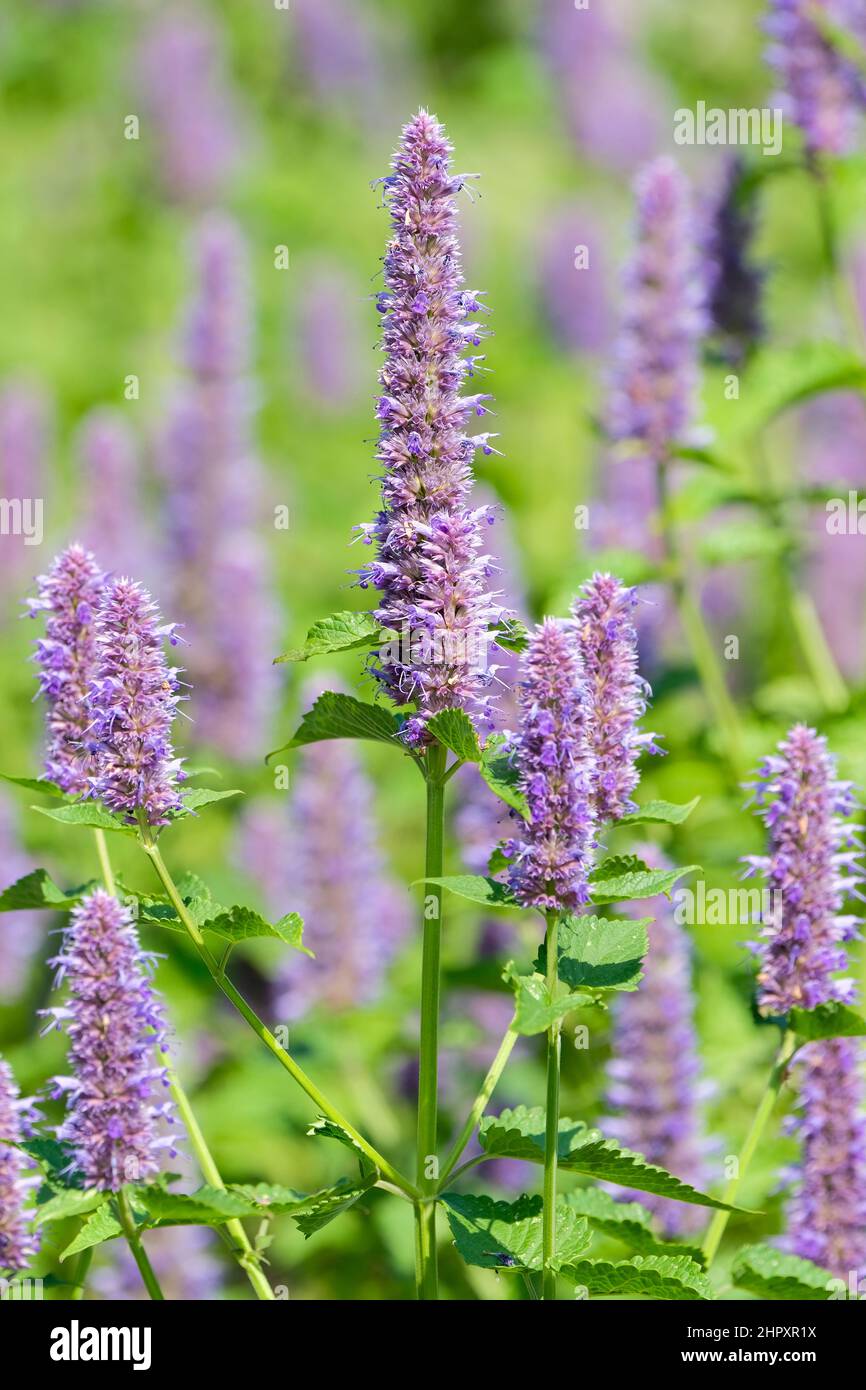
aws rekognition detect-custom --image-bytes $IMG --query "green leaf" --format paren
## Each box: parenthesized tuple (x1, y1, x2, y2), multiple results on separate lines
(0, 869, 97, 913)
(173, 787, 243, 816)
(733, 341, 866, 438)
(138, 1185, 257, 1227)
(426, 709, 483, 763)
(589, 856, 700, 905)
(536, 914, 650, 993)
(419, 874, 521, 910)
(275, 610, 385, 664)
(478, 1107, 745, 1212)
(616, 797, 701, 827)
(0, 773, 64, 797)
(60, 1205, 123, 1259)
(506, 968, 588, 1036)
(479, 737, 528, 818)
(565, 1188, 705, 1265)
(561, 1254, 713, 1301)
(790, 1001, 866, 1044)
(489, 616, 529, 654)
(306, 1116, 375, 1173)
(202, 904, 308, 952)
(35, 1188, 109, 1227)
(18, 1137, 83, 1186)
(700, 520, 790, 567)
(731, 1244, 838, 1300)
(31, 801, 135, 835)
(291, 1174, 378, 1237)
(268, 691, 404, 760)
(443, 1193, 591, 1272)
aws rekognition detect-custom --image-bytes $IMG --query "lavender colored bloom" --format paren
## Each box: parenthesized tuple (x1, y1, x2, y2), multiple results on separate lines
(605, 849, 709, 1236)
(607, 158, 707, 466)
(0, 1056, 40, 1273)
(764, 0, 866, 156)
(76, 409, 147, 577)
(295, 262, 364, 412)
(784, 1037, 866, 1278)
(161, 216, 279, 761)
(746, 725, 861, 1017)
(29, 544, 106, 795)
(572, 573, 661, 822)
(91, 1225, 223, 1301)
(357, 111, 503, 745)
(537, 203, 612, 356)
(44, 890, 174, 1190)
(0, 792, 42, 1001)
(87, 579, 184, 828)
(706, 158, 765, 365)
(0, 379, 50, 597)
(292, 0, 386, 128)
(506, 619, 595, 912)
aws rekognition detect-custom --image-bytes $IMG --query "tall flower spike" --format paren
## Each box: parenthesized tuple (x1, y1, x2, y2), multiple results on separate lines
(506, 618, 595, 912)
(604, 848, 709, 1236)
(29, 544, 106, 795)
(44, 890, 174, 1190)
(0, 1056, 40, 1273)
(358, 109, 503, 746)
(77, 409, 147, 578)
(573, 573, 661, 822)
(607, 157, 706, 466)
(87, 579, 184, 827)
(764, 0, 866, 156)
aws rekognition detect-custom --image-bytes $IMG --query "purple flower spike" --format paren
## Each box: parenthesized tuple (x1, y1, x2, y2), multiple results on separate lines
(358, 110, 503, 745)
(746, 724, 862, 1017)
(507, 619, 595, 912)
(605, 849, 709, 1236)
(29, 544, 106, 795)
(765, 0, 866, 156)
(87, 579, 184, 828)
(0, 1057, 40, 1273)
(573, 573, 661, 822)
(45, 890, 173, 1191)
(77, 409, 146, 578)
(607, 157, 706, 466)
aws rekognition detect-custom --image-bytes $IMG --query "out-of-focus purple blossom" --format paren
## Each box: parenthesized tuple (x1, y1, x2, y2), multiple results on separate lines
(607, 158, 707, 466)
(90, 1224, 223, 1301)
(0, 379, 50, 598)
(0, 1056, 40, 1273)
(292, 0, 387, 127)
(764, 0, 866, 156)
(605, 848, 710, 1236)
(784, 1036, 866, 1278)
(87, 579, 184, 828)
(136, 9, 245, 204)
(356, 110, 503, 747)
(537, 203, 612, 356)
(506, 619, 595, 913)
(0, 793, 41, 1002)
(573, 573, 661, 821)
(160, 215, 279, 761)
(43, 890, 175, 1190)
(745, 724, 861, 1016)
(28, 544, 106, 795)
(76, 409, 148, 578)
(706, 158, 765, 365)
(295, 262, 365, 412)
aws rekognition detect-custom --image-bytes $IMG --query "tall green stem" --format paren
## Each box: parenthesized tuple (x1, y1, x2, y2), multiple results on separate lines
(702, 1030, 796, 1267)
(439, 1024, 519, 1187)
(138, 834, 416, 1200)
(542, 910, 561, 1302)
(116, 1188, 164, 1301)
(70, 1246, 92, 1300)
(415, 740, 446, 1301)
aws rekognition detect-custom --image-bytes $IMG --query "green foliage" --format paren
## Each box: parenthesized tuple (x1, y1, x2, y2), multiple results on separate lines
(478, 734, 528, 817)
(268, 690, 405, 759)
(0, 868, 97, 912)
(419, 874, 523, 909)
(589, 856, 701, 905)
(535, 914, 650, 993)
(564, 1188, 705, 1264)
(442, 1192, 591, 1272)
(616, 797, 701, 826)
(31, 801, 135, 835)
(504, 967, 586, 1036)
(426, 708, 483, 763)
(275, 610, 385, 664)
(561, 1254, 713, 1300)
(731, 1244, 839, 1300)
(790, 1001, 866, 1044)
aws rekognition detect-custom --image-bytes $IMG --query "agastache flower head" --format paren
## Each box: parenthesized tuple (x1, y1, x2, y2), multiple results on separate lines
(357, 110, 503, 746)
(0, 1056, 40, 1273)
(77, 409, 146, 578)
(745, 724, 862, 1016)
(44, 890, 174, 1190)
(87, 579, 184, 828)
(506, 618, 595, 912)
(572, 573, 662, 822)
(28, 544, 106, 794)
(604, 847, 710, 1236)
(607, 157, 706, 466)
(764, 0, 866, 156)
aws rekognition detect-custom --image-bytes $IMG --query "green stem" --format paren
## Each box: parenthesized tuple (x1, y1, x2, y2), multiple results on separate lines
(702, 1030, 797, 1267)
(415, 740, 447, 1301)
(542, 910, 561, 1302)
(438, 1024, 519, 1188)
(93, 828, 116, 895)
(138, 833, 416, 1200)
(811, 158, 866, 352)
(788, 587, 849, 714)
(116, 1188, 164, 1301)
(70, 1246, 92, 1301)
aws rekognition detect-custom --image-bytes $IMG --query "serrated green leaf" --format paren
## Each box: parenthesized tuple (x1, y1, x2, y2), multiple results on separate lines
(478, 1107, 744, 1211)
(489, 617, 529, 654)
(292, 1174, 378, 1237)
(443, 1192, 591, 1272)
(306, 1116, 375, 1173)
(561, 1254, 713, 1300)
(479, 737, 528, 818)
(731, 1244, 838, 1300)
(790, 1001, 866, 1044)
(18, 1137, 83, 1186)
(276, 610, 385, 664)
(31, 801, 135, 834)
(35, 1188, 109, 1227)
(419, 874, 522, 909)
(139, 1185, 255, 1227)
(505, 968, 588, 1035)
(60, 1204, 123, 1259)
(589, 857, 700, 905)
(0, 773, 64, 797)
(268, 690, 404, 760)
(173, 787, 243, 816)
(0, 869, 98, 913)
(426, 709, 483, 763)
(132, 879, 309, 954)
(565, 1188, 705, 1264)
(616, 797, 701, 827)
(536, 914, 650, 993)
(202, 904, 308, 952)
